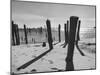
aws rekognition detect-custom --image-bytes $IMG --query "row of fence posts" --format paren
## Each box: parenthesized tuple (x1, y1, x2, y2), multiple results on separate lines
(12, 16, 84, 71)
(12, 19, 68, 46)
(45, 16, 84, 71)
(45, 16, 77, 70)
(63, 20, 69, 48)
(12, 21, 20, 45)
(12, 21, 28, 45)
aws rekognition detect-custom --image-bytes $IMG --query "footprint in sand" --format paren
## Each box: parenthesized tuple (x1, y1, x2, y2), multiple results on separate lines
(51, 68, 64, 71)
(31, 69, 37, 73)
(51, 68, 58, 70)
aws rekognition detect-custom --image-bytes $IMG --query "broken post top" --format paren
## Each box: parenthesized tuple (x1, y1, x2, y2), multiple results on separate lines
(78, 20, 81, 29)
(12, 21, 14, 24)
(64, 23, 67, 25)
(69, 16, 79, 42)
(46, 19, 50, 22)
(70, 16, 79, 28)
(24, 24, 27, 29)
(70, 16, 79, 19)
(67, 20, 69, 24)
(59, 24, 61, 26)
(58, 24, 61, 28)
(24, 24, 26, 26)
(79, 20, 81, 24)
(12, 21, 16, 26)
(46, 19, 51, 25)
(64, 23, 67, 29)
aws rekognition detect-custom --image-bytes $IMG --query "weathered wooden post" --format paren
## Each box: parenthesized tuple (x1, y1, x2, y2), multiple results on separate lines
(44, 26, 48, 42)
(76, 20, 80, 41)
(65, 16, 79, 71)
(66, 20, 69, 43)
(58, 24, 61, 42)
(12, 21, 15, 45)
(24, 24, 28, 44)
(16, 24, 20, 45)
(63, 21, 69, 48)
(46, 19, 53, 50)
(12, 21, 19, 45)
(75, 20, 85, 56)
(64, 23, 67, 43)
(14, 24, 19, 45)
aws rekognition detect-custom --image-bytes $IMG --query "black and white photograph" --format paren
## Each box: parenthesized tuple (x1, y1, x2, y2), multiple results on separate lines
(11, 0, 96, 74)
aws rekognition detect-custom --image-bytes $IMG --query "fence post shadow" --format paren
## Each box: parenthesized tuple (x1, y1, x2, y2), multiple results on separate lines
(17, 48, 53, 71)
(17, 19, 54, 71)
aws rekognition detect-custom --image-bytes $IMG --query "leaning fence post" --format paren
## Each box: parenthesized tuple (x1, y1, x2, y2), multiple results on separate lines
(58, 24, 61, 42)
(24, 24, 28, 44)
(12, 21, 15, 45)
(76, 20, 80, 41)
(65, 16, 79, 71)
(46, 19, 53, 50)
(75, 20, 85, 56)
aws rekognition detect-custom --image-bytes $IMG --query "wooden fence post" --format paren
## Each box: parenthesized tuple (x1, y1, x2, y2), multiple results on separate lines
(63, 21, 69, 48)
(24, 24, 28, 44)
(65, 16, 79, 71)
(12, 21, 20, 45)
(14, 24, 18, 45)
(58, 24, 61, 42)
(76, 20, 80, 41)
(64, 23, 67, 42)
(75, 20, 85, 56)
(44, 25, 48, 42)
(12, 21, 15, 45)
(16, 24, 20, 45)
(46, 19, 53, 50)
(66, 20, 69, 43)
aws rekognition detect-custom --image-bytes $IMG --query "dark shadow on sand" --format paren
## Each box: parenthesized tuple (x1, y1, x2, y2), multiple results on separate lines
(17, 48, 53, 71)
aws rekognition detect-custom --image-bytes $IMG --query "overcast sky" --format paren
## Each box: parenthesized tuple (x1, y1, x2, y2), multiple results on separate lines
(12, 0, 95, 31)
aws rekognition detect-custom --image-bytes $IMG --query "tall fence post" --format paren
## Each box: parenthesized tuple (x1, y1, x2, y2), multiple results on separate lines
(12, 21, 15, 45)
(58, 24, 61, 42)
(24, 24, 28, 44)
(16, 24, 20, 45)
(63, 21, 69, 48)
(12, 21, 20, 45)
(46, 19, 53, 50)
(64, 23, 67, 43)
(66, 20, 69, 43)
(44, 25, 48, 42)
(76, 20, 80, 41)
(65, 16, 79, 71)
(15, 24, 19, 45)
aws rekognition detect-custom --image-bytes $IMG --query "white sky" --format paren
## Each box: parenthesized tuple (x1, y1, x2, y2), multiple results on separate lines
(12, 0, 95, 31)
